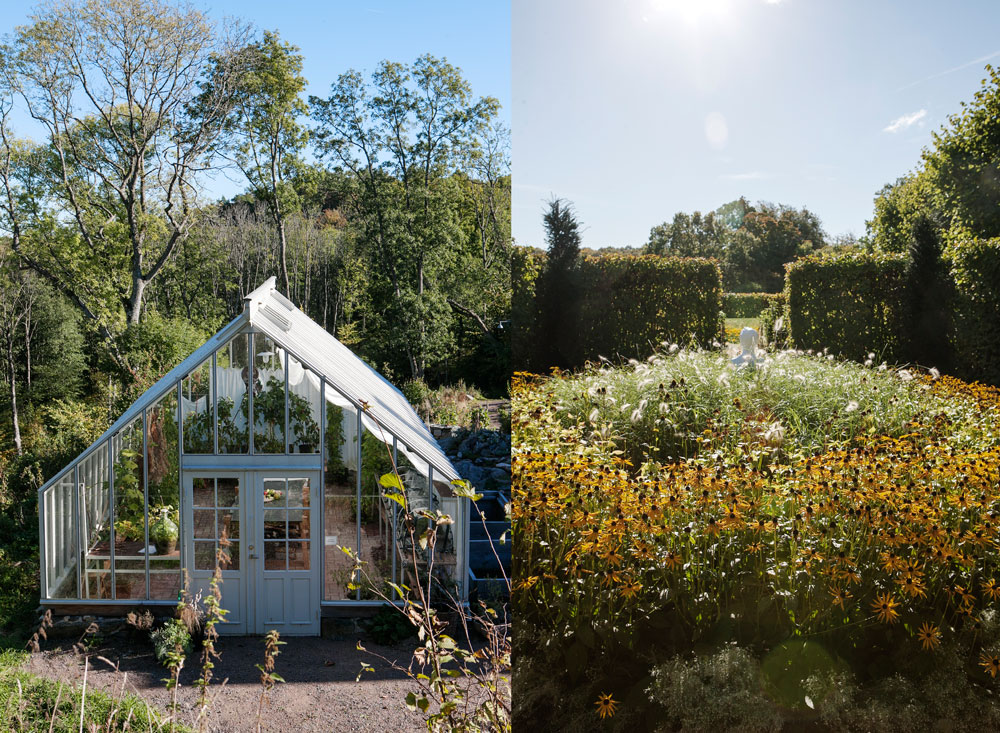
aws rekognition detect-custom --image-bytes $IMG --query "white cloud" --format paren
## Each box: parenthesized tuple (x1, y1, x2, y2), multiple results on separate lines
(883, 109, 927, 133)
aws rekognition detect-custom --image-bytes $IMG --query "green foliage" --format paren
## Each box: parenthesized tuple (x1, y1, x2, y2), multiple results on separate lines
(511, 246, 543, 371)
(151, 619, 192, 666)
(0, 648, 186, 732)
(366, 604, 417, 645)
(785, 249, 910, 362)
(944, 237, 1000, 384)
(574, 255, 723, 366)
(722, 292, 783, 319)
(758, 293, 789, 349)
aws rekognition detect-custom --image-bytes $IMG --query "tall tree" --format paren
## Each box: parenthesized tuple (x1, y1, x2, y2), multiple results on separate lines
(222, 30, 308, 294)
(0, 0, 250, 371)
(536, 198, 582, 369)
(310, 55, 501, 379)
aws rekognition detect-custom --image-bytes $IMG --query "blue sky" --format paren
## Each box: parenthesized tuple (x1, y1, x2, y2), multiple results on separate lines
(513, 0, 1000, 248)
(3, 0, 510, 201)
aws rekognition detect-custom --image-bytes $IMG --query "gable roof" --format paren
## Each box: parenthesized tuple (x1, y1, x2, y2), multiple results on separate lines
(40, 278, 458, 493)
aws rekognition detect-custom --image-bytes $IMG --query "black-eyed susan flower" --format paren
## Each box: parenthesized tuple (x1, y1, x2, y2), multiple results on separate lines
(595, 692, 618, 719)
(872, 592, 900, 624)
(981, 651, 1000, 678)
(916, 622, 941, 651)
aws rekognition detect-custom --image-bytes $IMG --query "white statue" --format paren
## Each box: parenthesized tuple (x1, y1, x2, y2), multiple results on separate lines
(731, 327, 765, 367)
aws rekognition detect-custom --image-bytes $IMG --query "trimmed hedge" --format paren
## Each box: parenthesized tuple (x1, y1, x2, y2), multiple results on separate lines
(945, 237, 1000, 385)
(758, 293, 789, 348)
(512, 246, 545, 371)
(722, 292, 784, 318)
(574, 255, 723, 364)
(785, 249, 910, 362)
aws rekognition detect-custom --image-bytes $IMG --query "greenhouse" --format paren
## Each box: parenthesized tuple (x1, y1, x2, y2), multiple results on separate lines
(37, 278, 466, 636)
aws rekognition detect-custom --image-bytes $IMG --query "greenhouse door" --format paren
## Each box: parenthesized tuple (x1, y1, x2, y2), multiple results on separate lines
(183, 471, 321, 636)
(250, 471, 321, 636)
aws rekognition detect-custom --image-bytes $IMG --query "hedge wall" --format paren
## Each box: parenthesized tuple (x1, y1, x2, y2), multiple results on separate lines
(785, 249, 910, 362)
(512, 246, 545, 371)
(723, 292, 784, 318)
(574, 255, 723, 364)
(945, 237, 1000, 385)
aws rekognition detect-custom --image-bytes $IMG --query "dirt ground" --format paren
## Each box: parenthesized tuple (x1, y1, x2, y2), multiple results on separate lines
(26, 633, 428, 732)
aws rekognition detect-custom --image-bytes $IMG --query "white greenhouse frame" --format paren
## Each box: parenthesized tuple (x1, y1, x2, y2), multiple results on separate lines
(37, 279, 468, 634)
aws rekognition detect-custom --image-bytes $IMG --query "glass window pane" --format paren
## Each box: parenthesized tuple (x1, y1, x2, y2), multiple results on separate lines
(359, 423, 395, 599)
(264, 541, 285, 570)
(113, 418, 145, 599)
(288, 541, 309, 570)
(43, 474, 78, 599)
(182, 357, 214, 453)
(217, 478, 239, 507)
(193, 509, 215, 539)
(192, 478, 214, 507)
(224, 541, 240, 571)
(80, 445, 112, 599)
(264, 509, 286, 539)
(263, 478, 286, 506)
(218, 509, 239, 540)
(324, 398, 359, 600)
(287, 355, 321, 454)
(287, 478, 309, 508)
(216, 334, 249, 454)
(147, 390, 180, 600)
(194, 541, 215, 570)
(289, 508, 309, 539)
(253, 335, 285, 453)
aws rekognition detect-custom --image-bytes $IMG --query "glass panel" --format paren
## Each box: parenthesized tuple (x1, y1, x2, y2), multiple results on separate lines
(43, 474, 78, 599)
(147, 390, 180, 599)
(287, 355, 321, 454)
(113, 417, 145, 599)
(263, 478, 286, 506)
(182, 357, 214, 453)
(194, 541, 215, 570)
(359, 423, 402, 599)
(324, 398, 360, 600)
(225, 541, 240, 571)
(193, 509, 215, 539)
(217, 334, 250, 454)
(289, 508, 309, 539)
(265, 541, 286, 570)
(217, 509, 239, 539)
(288, 541, 309, 570)
(287, 478, 309, 508)
(253, 334, 285, 453)
(217, 478, 239, 507)
(80, 445, 112, 599)
(264, 509, 286, 539)
(192, 478, 214, 507)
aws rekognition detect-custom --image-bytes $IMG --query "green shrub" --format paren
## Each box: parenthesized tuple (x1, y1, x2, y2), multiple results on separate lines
(758, 293, 788, 348)
(786, 249, 910, 362)
(574, 254, 723, 365)
(150, 619, 192, 666)
(722, 292, 783, 318)
(366, 604, 417, 645)
(512, 246, 545, 371)
(402, 378, 433, 406)
(945, 237, 1000, 385)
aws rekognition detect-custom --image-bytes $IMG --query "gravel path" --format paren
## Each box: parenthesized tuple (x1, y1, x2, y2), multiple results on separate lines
(27, 634, 427, 732)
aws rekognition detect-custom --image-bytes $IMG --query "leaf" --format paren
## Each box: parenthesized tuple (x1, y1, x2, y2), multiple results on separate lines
(379, 473, 404, 490)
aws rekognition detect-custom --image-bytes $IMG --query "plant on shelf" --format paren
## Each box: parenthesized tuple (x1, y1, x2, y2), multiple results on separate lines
(113, 446, 145, 541)
(288, 390, 320, 452)
(243, 375, 285, 453)
(150, 505, 179, 555)
(183, 402, 214, 453)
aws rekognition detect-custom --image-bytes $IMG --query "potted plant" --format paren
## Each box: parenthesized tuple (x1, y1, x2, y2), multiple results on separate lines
(150, 506, 179, 555)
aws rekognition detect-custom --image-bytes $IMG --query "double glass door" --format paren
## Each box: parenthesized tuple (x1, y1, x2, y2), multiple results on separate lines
(183, 470, 320, 635)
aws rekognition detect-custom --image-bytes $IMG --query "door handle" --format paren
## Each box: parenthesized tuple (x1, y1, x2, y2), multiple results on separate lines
(250, 553, 259, 559)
